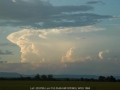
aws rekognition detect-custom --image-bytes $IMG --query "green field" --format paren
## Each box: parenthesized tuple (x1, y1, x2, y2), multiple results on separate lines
(0, 81, 120, 90)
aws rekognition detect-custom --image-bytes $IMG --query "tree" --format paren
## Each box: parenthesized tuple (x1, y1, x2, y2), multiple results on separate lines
(34, 74, 40, 80)
(41, 74, 47, 80)
(47, 74, 53, 80)
(110, 76, 116, 82)
(26, 77, 31, 80)
(20, 75, 23, 80)
(80, 77, 84, 81)
(106, 76, 116, 82)
(90, 78, 95, 81)
(99, 76, 105, 82)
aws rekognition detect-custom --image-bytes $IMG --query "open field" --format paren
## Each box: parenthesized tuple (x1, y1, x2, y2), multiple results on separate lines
(0, 81, 120, 90)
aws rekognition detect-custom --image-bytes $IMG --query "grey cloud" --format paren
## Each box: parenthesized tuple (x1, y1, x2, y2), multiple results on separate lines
(0, 50, 13, 55)
(0, 61, 7, 64)
(0, 0, 112, 28)
(46, 13, 112, 27)
(86, 1, 105, 5)
(0, 57, 1, 59)
(0, 43, 17, 47)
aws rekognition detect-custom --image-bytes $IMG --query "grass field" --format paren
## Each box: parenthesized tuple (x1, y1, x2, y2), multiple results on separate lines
(0, 81, 120, 90)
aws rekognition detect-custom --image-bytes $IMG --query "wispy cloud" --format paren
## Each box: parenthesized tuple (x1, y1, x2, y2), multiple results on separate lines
(86, 1, 105, 5)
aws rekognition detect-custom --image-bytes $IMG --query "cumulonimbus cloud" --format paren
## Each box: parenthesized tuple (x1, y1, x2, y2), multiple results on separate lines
(7, 26, 105, 63)
(7, 28, 70, 62)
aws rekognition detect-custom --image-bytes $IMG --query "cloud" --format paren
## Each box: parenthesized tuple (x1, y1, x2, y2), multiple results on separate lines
(0, 43, 17, 47)
(76, 26, 105, 32)
(0, 61, 7, 64)
(12, 0, 16, 2)
(7, 26, 105, 63)
(0, 0, 112, 28)
(0, 50, 13, 55)
(7, 28, 72, 62)
(86, 1, 105, 5)
(76, 37, 86, 40)
(0, 28, 7, 33)
(0, 59, 120, 75)
(0, 57, 1, 59)
(98, 50, 109, 59)
(61, 47, 75, 62)
(0, 62, 67, 74)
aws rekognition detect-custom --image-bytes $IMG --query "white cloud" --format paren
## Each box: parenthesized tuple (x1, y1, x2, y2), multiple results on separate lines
(60, 26, 105, 33)
(98, 50, 109, 59)
(7, 28, 67, 62)
(76, 37, 86, 40)
(61, 47, 75, 62)
(7, 26, 105, 63)
(12, 0, 16, 2)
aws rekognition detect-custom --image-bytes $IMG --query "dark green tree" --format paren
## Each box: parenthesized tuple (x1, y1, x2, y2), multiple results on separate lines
(34, 74, 40, 80)
(47, 74, 53, 80)
(41, 74, 47, 80)
(20, 75, 23, 80)
(106, 76, 116, 82)
(99, 76, 105, 82)
(80, 77, 84, 81)
(90, 78, 95, 81)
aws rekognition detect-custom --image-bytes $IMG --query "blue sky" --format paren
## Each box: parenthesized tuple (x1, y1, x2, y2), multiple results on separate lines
(0, 0, 120, 75)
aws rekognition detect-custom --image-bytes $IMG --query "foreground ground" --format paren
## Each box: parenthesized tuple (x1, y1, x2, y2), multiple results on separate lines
(0, 81, 120, 90)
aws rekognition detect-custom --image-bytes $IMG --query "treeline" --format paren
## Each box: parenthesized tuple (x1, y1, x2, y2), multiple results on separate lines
(0, 74, 120, 82)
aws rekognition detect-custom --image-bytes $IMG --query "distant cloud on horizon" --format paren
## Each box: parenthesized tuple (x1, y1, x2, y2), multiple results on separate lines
(0, 61, 7, 64)
(0, 50, 14, 55)
(0, 43, 17, 47)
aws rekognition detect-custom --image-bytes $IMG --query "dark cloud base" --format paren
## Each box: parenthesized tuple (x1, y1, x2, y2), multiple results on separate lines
(0, 0, 112, 29)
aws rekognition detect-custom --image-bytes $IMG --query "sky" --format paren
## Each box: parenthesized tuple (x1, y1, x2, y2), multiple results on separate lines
(0, 0, 120, 75)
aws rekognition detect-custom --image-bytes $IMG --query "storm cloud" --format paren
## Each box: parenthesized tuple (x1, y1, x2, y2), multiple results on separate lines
(7, 26, 105, 63)
(0, 0, 112, 28)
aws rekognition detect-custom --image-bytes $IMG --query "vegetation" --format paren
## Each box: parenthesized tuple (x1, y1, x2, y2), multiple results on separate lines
(0, 74, 119, 82)
(0, 81, 120, 90)
(0, 74, 120, 90)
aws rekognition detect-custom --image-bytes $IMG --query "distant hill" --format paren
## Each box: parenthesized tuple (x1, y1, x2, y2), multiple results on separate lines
(0, 72, 21, 78)
(0, 72, 120, 79)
